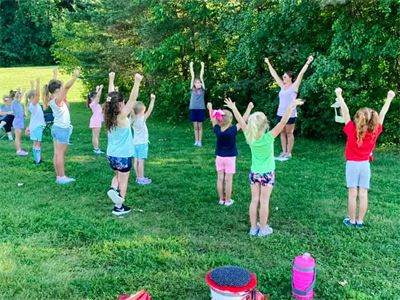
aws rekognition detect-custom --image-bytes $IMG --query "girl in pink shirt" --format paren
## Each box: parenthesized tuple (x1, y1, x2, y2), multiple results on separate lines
(335, 88, 395, 229)
(87, 85, 104, 154)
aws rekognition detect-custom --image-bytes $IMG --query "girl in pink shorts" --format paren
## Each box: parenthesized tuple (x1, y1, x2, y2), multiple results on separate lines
(207, 102, 254, 206)
(87, 85, 104, 154)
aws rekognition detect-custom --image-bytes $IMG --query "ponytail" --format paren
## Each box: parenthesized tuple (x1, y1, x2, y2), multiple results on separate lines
(246, 112, 269, 144)
(354, 108, 379, 145)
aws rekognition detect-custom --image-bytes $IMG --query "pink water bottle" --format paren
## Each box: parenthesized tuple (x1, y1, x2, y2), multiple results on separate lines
(292, 253, 316, 300)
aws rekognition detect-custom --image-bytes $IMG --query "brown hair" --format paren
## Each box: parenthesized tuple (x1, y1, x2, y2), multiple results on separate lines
(284, 71, 295, 80)
(104, 91, 124, 131)
(87, 91, 97, 108)
(48, 80, 62, 94)
(354, 107, 379, 145)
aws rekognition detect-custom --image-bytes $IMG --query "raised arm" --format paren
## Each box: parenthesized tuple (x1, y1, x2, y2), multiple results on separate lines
(379, 90, 395, 124)
(42, 84, 49, 110)
(271, 99, 304, 138)
(145, 93, 156, 120)
(189, 61, 195, 89)
(200, 62, 205, 89)
(108, 72, 115, 93)
(207, 102, 218, 126)
(94, 85, 103, 104)
(264, 57, 284, 88)
(237, 102, 254, 130)
(56, 69, 80, 105)
(31, 78, 41, 105)
(293, 55, 314, 92)
(335, 88, 351, 124)
(224, 98, 248, 131)
(121, 73, 143, 117)
(53, 67, 58, 80)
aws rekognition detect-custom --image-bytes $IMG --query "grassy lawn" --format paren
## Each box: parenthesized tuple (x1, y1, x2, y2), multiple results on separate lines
(0, 67, 400, 300)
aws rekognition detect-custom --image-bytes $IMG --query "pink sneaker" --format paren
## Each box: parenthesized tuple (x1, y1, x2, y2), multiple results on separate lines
(16, 150, 29, 156)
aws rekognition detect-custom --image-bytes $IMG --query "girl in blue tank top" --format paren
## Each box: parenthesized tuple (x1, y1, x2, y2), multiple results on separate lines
(264, 55, 314, 161)
(104, 72, 143, 216)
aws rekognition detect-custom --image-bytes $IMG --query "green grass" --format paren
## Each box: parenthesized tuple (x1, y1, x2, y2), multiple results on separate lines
(0, 66, 84, 101)
(1, 67, 400, 300)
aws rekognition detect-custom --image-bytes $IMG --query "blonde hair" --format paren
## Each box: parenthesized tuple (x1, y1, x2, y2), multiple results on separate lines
(246, 112, 269, 144)
(219, 110, 233, 127)
(354, 107, 379, 145)
(133, 101, 145, 115)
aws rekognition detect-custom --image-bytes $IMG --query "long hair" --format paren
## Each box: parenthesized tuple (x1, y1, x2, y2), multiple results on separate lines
(104, 91, 124, 131)
(246, 112, 269, 144)
(219, 110, 233, 127)
(87, 91, 97, 108)
(354, 107, 379, 145)
(48, 80, 62, 94)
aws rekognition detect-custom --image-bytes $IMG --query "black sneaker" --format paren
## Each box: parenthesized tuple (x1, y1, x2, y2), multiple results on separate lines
(112, 204, 132, 216)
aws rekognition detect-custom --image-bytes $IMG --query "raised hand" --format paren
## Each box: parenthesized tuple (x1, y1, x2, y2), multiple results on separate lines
(224, 97, 236, 110)
(335, 87, 343, 97)
(150, 93, 156, 101)
(207, 102, 212, 111)
(200, 62, 205, 68)
(190, 61, 194, 67)
(248, 102, 254, 110)
(307, 56, 314, 64)
(109, 72, 115, 80)
(134, 73, 143, 82)
(264, 57, 270, 64)
(290, 99, 304, 107)
(387, 90, 395, 100)
(73, 69, 80, 78)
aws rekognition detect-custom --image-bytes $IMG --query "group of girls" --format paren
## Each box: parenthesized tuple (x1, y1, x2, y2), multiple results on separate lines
(192, 57, 396, 236)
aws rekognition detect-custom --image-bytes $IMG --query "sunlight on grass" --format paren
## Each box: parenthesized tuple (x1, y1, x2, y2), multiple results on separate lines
(0, 66, 85, 102)
(0, 244, 16, 274)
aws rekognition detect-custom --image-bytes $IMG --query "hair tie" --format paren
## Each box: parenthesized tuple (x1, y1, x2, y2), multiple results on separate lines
(211, 109, 225, 122)
(106, 96, 112, 102)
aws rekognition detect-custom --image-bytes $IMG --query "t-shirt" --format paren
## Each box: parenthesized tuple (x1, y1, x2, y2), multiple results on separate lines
(132, 115, 148, 145)
(247, 131, 275, 173)
(0, 104, 12, 121)
(277, 86, 297, 118)
(343, 121, 383, 161)
(49, 99, 71, 128)
(214, 125, 238, 157)
(189, 88, 205, 110)
(11, 100, 24, 119)
(28, 102, 45, 130)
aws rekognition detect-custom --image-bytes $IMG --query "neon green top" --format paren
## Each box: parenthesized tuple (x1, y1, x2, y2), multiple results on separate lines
(247, 131, 275, 173)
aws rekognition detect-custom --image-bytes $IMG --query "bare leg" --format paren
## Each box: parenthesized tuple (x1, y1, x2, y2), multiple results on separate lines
(224, 173, 234, 200)
(217, 171, 225, 201)
(358, 188, 369, 222)
(280, 126, 287, 154)
(137, 159, 145, 178)
(193, 122, 199, 142)
(15, 129, 22, 151)
(259, 185, 273, 229)
(348, 187, 357, 223)
(250, 184, 261, 229)
(285, 124, 295, 155)
(92, 128, 101, 149)
(111, 173, 118, 189)
(134, 158, 139, 178)
(54, 142, 68, 177)
(117, 171, 130, 199)
(198, 122, 203, 143)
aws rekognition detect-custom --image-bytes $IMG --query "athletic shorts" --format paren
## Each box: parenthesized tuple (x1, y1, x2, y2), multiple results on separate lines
(133, 143, 149, 160)
(216, 156, 236, 174)
(30, 126, 44, 142)
(276, 115, 296, 125)
(51, 126, 72, 145)
(190, 109, 205, 122)
(107, 156, 132, 173)
(346, 160, 371, 189)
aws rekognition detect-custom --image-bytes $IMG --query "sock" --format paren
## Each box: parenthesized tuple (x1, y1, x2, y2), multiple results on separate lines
(36, 148, 41, 163)
(116, 204, 122, 208)
(32, 148, 37, 162)
(7, 132, 12, 140)
(357, 220, 364, 224)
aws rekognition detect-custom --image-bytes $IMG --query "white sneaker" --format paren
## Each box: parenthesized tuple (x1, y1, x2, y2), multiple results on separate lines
(56, 176, 76, 184)
(218, 199, 225, 205)
(197, 141, 202, 147)
(258, 226, 273, 237)
(16, 150, 29, 156)
(93, 148, 104, 154)
(224, 199, 234, 206)
(107, 188, 124, 205)
(275, 152, 288, 161)
(194, 141, 198, 146)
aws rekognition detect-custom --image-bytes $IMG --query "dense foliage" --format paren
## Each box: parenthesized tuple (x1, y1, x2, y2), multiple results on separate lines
(4, 0, 400, 142)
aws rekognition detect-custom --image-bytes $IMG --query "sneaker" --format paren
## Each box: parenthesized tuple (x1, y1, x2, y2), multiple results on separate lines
(249, 227, 260, 236)
(275, 152, 288, 161)
(93, 149, 104, 154)
(56, 176, 76, 184)
(33, 160, 44, 165)
(284, 153, 292, 159)
(356, 221, 365, 229)
(343, 217, 356, 228)
(16, 150, 29, 156)
(194, 141, 198, 146)
(218, 199, 225, 205)
(224, 199, 235, 207)
(197, 141, 202, 147)
(258, 226, 273, 237)
(112, 204, 132, 216)
(107, 187, 124, 205)
(136, 177, 152, 185)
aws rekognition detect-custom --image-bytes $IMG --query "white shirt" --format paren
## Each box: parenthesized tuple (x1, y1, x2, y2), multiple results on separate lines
(28, 102, 45, 130)
(132, 115, 148, 145)
(49, 99, 71, 128)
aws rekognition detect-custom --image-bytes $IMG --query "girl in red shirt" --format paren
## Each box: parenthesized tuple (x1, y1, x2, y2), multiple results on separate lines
(335, 88, 395, 229)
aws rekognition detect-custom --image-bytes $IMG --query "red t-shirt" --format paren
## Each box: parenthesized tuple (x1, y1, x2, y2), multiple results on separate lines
(343, 122, 383, 161)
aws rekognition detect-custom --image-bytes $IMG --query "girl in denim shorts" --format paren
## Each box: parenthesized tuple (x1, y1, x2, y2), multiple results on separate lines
(224, 97, 304, 237)
(104, 72, 143, 216)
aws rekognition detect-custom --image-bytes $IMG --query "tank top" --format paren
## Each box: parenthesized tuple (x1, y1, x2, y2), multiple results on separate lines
(277, 85, 297, 118)
(107, 117, 135, 158)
